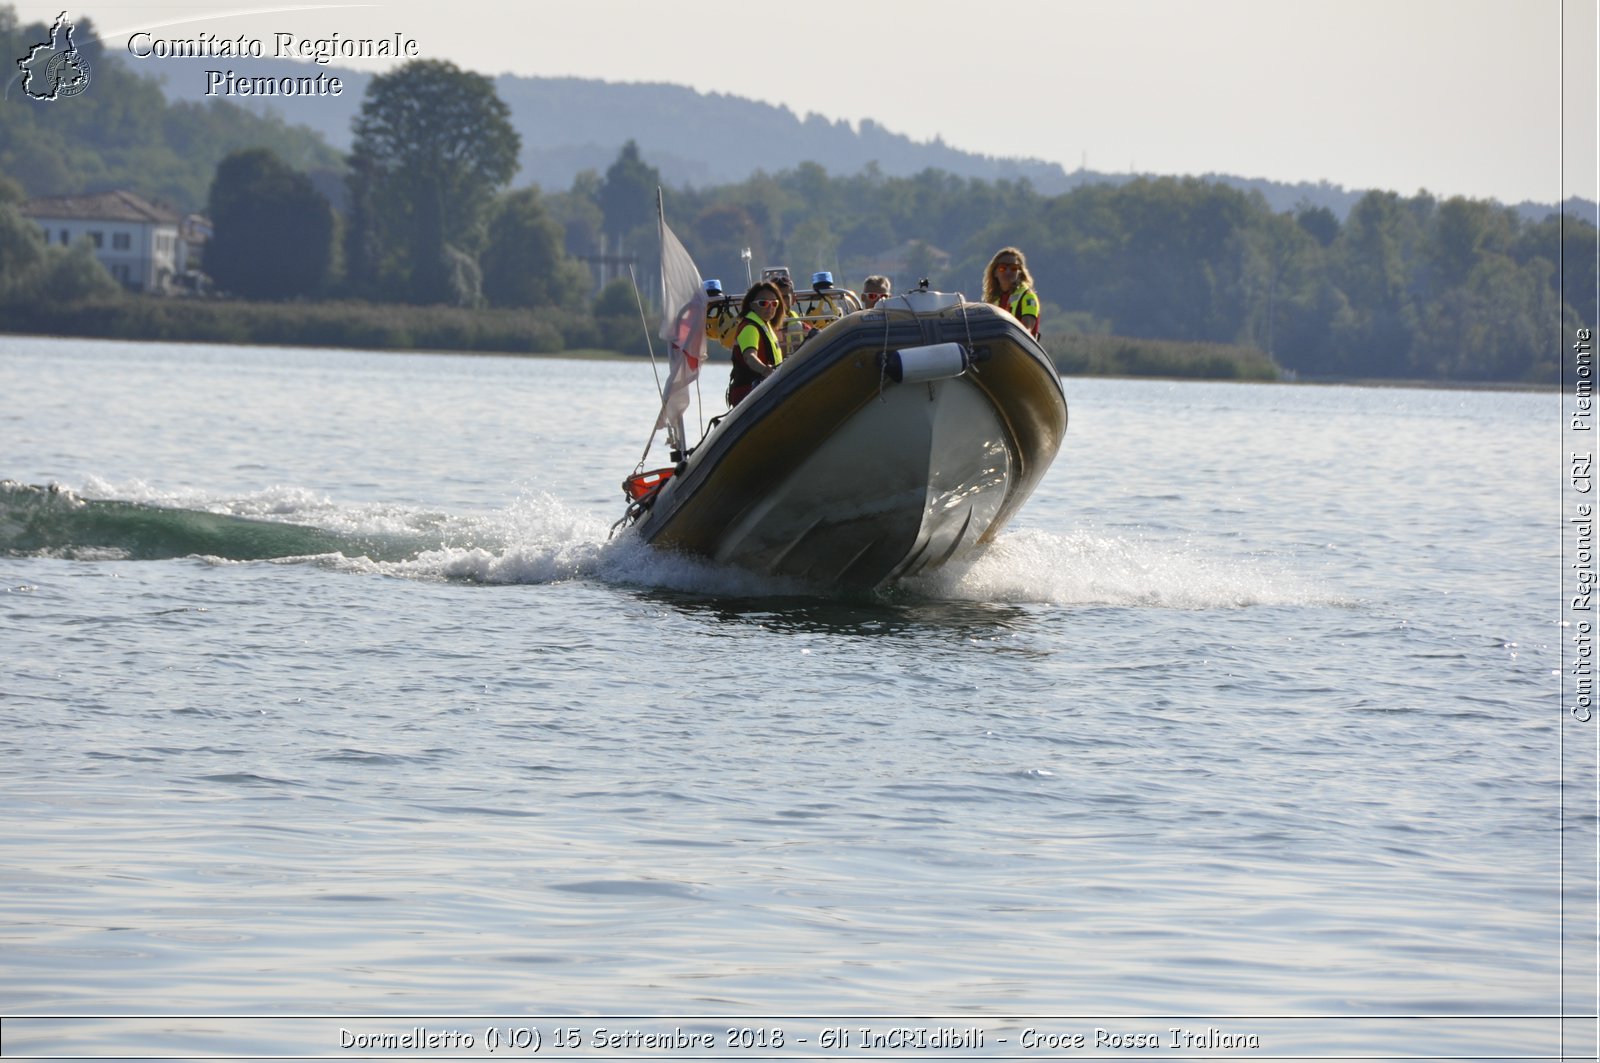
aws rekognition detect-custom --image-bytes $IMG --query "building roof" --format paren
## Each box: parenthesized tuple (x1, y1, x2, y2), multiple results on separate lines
(19, 190, 182, 225)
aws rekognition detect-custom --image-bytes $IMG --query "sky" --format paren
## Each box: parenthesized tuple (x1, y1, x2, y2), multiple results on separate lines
(10, 0, 1598, 206)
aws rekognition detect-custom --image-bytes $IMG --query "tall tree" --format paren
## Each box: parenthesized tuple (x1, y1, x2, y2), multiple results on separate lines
(1327, 191, 1423, 375)
(1423, 197, 1511, 291)
(480, 187, 588, 311)
(598, 140, 659, 243)
(206, 148, 334, 300)
(1231, 209, 1323, 361)
(345, 59, 519, 305)
(1412, 255, 1545, 380)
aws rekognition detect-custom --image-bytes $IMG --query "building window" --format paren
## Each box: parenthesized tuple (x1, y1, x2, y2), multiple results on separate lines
(113, 232, 131, 251)
(89, 231, 104, 249)
(59, 229, 69, 245)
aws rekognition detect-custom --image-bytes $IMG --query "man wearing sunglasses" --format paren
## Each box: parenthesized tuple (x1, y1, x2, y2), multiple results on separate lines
(862, 275, 892, 307)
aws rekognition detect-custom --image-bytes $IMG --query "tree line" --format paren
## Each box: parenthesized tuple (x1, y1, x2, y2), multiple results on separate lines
(1, 26, 1591, 383)
(652, 165, 1591, 384)
(210, 57, 1594, 384)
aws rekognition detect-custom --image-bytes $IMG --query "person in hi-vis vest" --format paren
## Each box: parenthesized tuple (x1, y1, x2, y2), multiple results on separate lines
(982, 247, 1040, 337)
(726, 280, 784, 407)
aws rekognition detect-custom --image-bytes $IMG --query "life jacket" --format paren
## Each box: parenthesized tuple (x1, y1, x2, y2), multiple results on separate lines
(728, 311, 781, 390)
(995, 284, 1041, 337)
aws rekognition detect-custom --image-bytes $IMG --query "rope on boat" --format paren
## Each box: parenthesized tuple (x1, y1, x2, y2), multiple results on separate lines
(875, 293, 907, 402)
(629, 264, 665, 403)
(626, 264, 668, 473)
(958, 297, 977, 356)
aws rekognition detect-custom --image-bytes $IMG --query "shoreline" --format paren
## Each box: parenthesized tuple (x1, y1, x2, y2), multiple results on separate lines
(0, 328, 638, 361)
(1, 328, 1555, 393)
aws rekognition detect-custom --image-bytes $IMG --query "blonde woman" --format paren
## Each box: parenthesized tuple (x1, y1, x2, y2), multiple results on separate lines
(982, 247, 1040, 337)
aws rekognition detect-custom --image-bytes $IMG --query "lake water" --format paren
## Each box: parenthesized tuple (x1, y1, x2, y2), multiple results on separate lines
(0, 335, 1591, 1060)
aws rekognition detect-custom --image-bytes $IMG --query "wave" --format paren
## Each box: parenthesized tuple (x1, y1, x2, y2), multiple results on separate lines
(0, 480, 430, 562)
(2, 480, 1334, 608)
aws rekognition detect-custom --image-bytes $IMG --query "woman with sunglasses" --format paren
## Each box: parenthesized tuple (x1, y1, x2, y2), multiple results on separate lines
(982, 247, 1040, 338)
(862, 275, 892, 307)
(726, 280, 785, 407)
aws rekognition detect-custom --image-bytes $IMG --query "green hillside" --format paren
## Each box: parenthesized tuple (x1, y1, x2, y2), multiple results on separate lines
(1, 6, 341, 214)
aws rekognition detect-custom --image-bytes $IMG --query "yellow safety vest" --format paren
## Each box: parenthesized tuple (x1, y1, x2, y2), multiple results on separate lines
(734, 312, 782, 369)
(996, 284, 1040, 336)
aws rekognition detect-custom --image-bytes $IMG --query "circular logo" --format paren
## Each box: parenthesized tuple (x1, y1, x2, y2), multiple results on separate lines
(46, 50, 91, 98)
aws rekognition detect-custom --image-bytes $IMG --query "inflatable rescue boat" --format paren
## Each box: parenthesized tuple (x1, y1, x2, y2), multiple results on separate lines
(618, 287, 1068, 590)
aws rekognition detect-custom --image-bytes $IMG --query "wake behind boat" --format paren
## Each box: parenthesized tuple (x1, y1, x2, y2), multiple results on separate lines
(615, 197, 1068, 590)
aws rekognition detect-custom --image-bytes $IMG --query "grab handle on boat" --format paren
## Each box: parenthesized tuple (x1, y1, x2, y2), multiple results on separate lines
(881, 342, 970, 384)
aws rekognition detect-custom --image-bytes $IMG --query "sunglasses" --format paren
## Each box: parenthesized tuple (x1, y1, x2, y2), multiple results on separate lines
(995, 263, 1021, 273)
(754, 298, 779, 308)
(865, 292, 888, 302)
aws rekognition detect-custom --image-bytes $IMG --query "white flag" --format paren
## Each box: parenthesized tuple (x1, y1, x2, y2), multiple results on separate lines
(654, 193, 706, 451)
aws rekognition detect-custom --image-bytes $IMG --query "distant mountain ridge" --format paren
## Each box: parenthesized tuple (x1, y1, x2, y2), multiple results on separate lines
(153, 57, 1589, 222)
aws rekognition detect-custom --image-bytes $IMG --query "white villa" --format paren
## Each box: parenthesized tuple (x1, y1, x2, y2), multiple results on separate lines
(20, 190, 200, 292)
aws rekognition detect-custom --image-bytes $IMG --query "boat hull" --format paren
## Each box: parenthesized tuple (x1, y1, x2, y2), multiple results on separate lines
(631, 294, 1067, 589)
